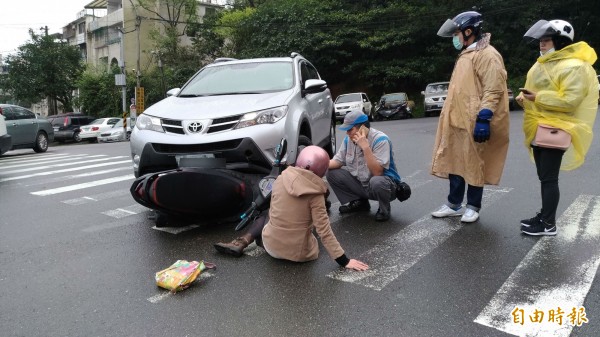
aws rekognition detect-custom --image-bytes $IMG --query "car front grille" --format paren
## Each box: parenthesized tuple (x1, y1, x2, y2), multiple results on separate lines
(152, 139, 243, 154)
(336, 105, 350, 110)
(159, 115, 243, 135)
(207, 115, 242, 133)
(161, 119, 184, 134)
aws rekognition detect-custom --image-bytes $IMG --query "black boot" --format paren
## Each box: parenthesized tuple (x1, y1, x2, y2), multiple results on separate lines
(339, 199, 370, 214)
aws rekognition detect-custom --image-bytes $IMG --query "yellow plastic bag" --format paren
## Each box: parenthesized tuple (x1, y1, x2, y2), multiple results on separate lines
(155, 260, 215, 293)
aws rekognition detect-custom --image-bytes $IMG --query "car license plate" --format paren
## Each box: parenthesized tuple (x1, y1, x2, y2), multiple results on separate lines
(53, 127, 59, 131)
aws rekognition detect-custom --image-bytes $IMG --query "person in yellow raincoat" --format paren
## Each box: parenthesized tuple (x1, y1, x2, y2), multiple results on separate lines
(430, 11, 510, 223)
(516, 19, 598, 236)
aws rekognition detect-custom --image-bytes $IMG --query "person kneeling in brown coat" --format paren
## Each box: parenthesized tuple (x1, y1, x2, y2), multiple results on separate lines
(214, 146, 369, 271)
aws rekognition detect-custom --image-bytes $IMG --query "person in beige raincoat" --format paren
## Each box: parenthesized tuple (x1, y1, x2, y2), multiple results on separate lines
(430, 11, 510, 223)
(214, 146, 369, 272)
(517, 19, 598, 236)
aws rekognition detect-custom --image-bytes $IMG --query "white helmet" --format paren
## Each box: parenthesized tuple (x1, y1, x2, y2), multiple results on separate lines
(524, 19, 574, 41)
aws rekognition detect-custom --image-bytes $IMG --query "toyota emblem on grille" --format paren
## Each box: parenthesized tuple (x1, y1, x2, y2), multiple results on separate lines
(187, 121, 203, 133)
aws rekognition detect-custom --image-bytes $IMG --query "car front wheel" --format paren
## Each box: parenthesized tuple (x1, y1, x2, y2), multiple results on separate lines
(73, 132, 81, 143)
(325, 118, 336, 158)
(33, 132, 48, 153)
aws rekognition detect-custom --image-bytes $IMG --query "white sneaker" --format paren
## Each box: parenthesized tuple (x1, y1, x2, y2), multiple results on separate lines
(461, 208, 479, 223)
(431, 204, 464, 218)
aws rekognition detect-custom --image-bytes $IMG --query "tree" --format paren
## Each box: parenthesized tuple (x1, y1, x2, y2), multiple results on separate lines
(1, 29, 84, 113)
(75, 65, 128, 118)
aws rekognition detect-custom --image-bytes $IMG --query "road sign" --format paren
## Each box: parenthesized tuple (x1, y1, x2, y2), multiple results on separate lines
(136, 87, 145, 114)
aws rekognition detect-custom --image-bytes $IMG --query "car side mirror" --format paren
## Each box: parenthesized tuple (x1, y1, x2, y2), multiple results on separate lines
(303, 79, 327, 96)
(166, 88, 181, 97)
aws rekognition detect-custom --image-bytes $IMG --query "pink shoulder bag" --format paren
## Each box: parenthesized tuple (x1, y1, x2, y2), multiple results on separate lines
(534, 124, 571, 150)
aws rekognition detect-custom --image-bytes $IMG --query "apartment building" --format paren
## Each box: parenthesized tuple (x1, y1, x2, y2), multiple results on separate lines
(63, 0, 222, 72)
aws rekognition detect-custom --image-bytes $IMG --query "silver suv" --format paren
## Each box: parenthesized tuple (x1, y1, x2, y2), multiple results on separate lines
(130, 53, 336, 178)
(421, 81, 449, 117)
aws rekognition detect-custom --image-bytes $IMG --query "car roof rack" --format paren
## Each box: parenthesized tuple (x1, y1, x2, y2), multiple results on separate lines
(213, 57, 237, 63)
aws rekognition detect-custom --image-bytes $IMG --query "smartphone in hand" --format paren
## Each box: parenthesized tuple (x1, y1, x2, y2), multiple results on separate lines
(359, 125, 369, 137)
(519, 88, 532, 95)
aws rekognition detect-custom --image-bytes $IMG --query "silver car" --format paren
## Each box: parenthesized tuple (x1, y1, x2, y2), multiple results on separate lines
(422, 81, 449, 117)
(130, 53, 335, 178)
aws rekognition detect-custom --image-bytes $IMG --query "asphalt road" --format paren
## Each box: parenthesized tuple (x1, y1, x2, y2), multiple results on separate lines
(1, 110, 599, 337)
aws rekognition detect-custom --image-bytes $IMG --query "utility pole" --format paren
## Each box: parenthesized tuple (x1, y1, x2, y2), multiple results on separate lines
(117, 28, 127, 139)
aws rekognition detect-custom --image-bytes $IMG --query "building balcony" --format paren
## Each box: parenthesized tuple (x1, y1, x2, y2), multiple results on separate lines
(88, 8, 123, 32)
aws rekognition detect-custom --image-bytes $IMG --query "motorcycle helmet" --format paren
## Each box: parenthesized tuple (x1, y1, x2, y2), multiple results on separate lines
(524, 19, 574, 50)
(295, 145, 329, 178)
(437, 11, 483, 38)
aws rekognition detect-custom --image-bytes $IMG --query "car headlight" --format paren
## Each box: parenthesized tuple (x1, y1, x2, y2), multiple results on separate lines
(135, 114, 164, 133)
(113, 130, 124, 136)
(424, 98, 434, 103)
(234, 106, 288, 129)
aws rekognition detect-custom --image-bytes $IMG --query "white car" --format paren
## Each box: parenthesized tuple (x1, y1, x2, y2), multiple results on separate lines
(334, 93, 372, 122)
(98, 118, 132, 142)
(79, 117, 121, 143)
(130, 53, 335, 178)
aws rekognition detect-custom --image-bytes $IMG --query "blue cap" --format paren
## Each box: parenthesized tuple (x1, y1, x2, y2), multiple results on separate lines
(339, 110, 368, 131)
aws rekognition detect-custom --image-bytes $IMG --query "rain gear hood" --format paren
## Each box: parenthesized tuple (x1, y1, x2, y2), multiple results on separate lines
(521, 41, 598, 170)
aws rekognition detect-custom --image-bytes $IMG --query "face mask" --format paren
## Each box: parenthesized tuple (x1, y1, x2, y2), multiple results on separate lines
(452, 35, 463, 50)
(540, 48, 555, 56)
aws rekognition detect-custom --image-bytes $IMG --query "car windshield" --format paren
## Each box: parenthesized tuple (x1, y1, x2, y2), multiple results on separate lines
(335, 94, 361, 103)
(425, 83, 449, 94)
(179, 62, 294, 96)
(381, 93, 407, 102)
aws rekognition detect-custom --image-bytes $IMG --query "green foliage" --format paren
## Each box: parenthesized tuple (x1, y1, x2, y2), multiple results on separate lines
(75, 66, 124, 117)
(1, 29, 84, 112)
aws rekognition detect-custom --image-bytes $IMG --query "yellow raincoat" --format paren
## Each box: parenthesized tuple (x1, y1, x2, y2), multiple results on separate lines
(431, 37, 510, 187)
(521, 41, 598, 170)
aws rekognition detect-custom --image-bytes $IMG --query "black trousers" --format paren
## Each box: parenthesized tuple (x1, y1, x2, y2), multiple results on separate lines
(532, 145, 565, 224)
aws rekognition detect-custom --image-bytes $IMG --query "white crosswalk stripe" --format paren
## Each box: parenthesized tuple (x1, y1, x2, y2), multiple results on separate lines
(1, 156, 128, 174)
(31, 174, 135, 196)
(474, 194, 600, 337)
(0, 154, 98, 169)
(0, 160, 132, 182)
(102, 204, 149, 218)
(63, 189, 131, 205)
(327, 187, 513, 290)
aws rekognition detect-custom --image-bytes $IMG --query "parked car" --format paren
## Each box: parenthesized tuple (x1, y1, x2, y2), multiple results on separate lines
(507, 88, 516, 111)
(130, 52, 335, 178)
(98, 118, 131, 142)
(334, 92, 373, 121)
(0, 104, 54, 154)
(0, 112, 11, 155)
(421, 81, 449, 117)
(375, 92, 413, 120)
(47, 113, 96, 143)
(79, 117, 121, 143)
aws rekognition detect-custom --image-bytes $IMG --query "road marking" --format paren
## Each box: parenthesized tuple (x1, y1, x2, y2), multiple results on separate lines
(2, 156, 128, 174)
(63, 189, 131, 205)
(152, 225, 200, 234)
(474, 194, 600, 337)
(0, 160, 132, 182)
(102, 204, 148, 218)
(31, 174, 135, 196)
(147, 273, 214, 303)
(0, 154, 96, 169)
(327, 187, 512, 290)
(0, 152, 77, 166)
(26, 166, 131, 187)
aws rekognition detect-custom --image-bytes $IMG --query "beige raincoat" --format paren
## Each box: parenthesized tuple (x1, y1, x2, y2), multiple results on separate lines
(521, 41, 598, 170)
(431, 36, 510, 187)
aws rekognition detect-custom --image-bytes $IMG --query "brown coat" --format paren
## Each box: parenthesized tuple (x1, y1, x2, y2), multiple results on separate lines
(262, 166, 345, 262)
(431, 41, 510, 186)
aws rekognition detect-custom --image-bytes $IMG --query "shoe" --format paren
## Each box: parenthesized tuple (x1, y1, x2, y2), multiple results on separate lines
(431, 204, 464, 218)
(520, 212, 541, 227)
(339, 199, 371, 214)
(461, 208, 479, 223)
(213, 236, 251, 257)
(375, 209, 390, 222)
(521, 220, 557, 236)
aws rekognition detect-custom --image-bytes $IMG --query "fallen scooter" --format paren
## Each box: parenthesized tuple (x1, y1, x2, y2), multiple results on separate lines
(374, 97, 413, 120)
(235, 138, 287, 231)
